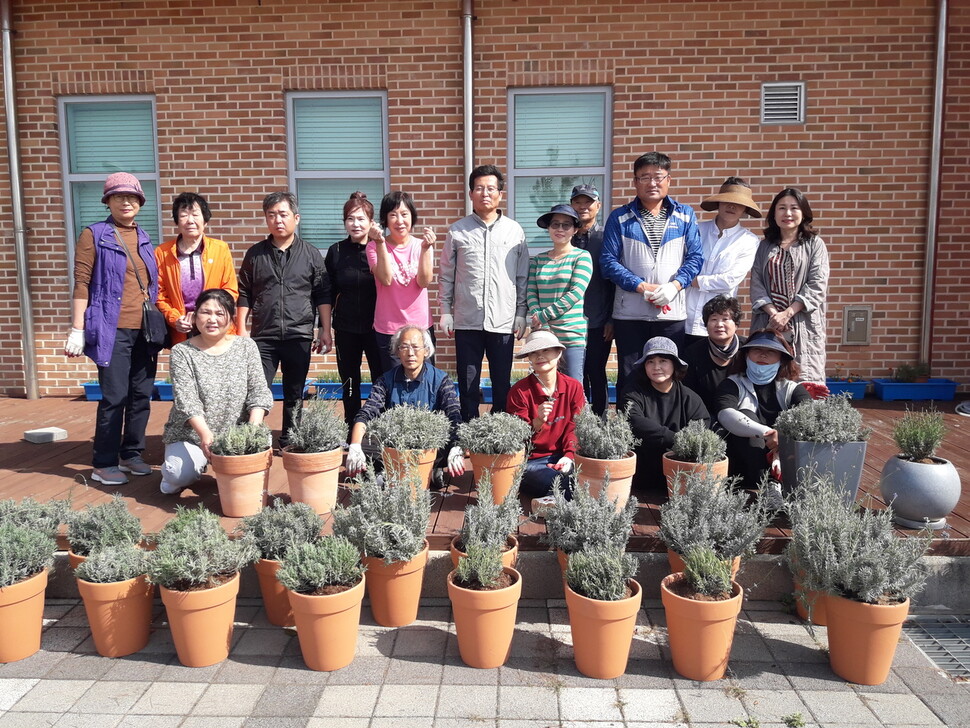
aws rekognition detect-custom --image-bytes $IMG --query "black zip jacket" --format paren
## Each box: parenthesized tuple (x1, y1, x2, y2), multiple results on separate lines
(323, 237, 377, 335)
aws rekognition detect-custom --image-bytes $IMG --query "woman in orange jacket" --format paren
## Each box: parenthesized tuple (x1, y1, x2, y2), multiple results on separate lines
(155, 193, 238, 346)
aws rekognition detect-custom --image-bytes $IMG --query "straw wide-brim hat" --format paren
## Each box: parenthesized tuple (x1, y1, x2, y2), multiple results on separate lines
(700, 183, 762, 218)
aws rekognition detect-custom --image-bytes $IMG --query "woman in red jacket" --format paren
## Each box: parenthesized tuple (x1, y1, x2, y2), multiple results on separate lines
(155, 193, 238, 346)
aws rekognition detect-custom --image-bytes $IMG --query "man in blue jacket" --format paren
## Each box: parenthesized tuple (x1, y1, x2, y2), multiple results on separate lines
(600, 152, 703, 391)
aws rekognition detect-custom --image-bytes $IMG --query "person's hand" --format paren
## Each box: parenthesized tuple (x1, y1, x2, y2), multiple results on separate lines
(345, 443, 366, 475)
(420, 227, 436, 250)
(447, 446, 465, 477)
(764, 428, 779, 452)
(768, 308, 793, 332)
(367, 221, 386, 244)
(175, 312, 194, 333)
(767, 450, 782, 481)
(690, 277, 700, 288)
(530, 313, 542, 330)
(438, 314, 454, 337)
(199, 429, 214, 461)
(549, 456, 573, 474)
(648, 282, 680, 307)
(64, 328, 85, 357)
(312, 332, 332, 355)
(513, 316, 527, 339)
(603, 322, 614, 341)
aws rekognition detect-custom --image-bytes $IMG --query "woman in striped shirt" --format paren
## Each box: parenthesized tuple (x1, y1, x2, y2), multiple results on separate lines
(527, 204, 594, 380)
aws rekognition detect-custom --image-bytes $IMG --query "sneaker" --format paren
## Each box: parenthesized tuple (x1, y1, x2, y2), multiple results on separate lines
(159, 479, 184, 495)
(91, 466, 128, 486)
(119, 456, 152, 476)
(761, 480, 786, 513)
(431, 467, 447, 491)
(531, 495, 557, 519)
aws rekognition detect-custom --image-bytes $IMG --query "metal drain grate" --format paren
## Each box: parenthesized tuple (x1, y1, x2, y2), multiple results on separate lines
(903, 616, 970, 678)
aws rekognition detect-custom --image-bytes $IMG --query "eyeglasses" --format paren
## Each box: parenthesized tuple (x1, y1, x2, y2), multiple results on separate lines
(397, 344, 426, 353)
(548, 221, 575, 230)
(635, 173, 670, 185)
(472, 186, 500, 195)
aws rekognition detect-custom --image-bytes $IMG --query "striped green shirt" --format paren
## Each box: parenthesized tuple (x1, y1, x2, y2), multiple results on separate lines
(527, 247, 593, 347)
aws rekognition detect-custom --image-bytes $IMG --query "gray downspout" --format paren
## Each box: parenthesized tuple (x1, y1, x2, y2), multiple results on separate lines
(1, 0, 40, 399)
(462, 0, 474, 215)
(921, 0, 947, 368)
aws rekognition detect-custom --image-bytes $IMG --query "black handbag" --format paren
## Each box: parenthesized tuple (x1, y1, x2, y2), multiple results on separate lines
(116, 230, 167, 350)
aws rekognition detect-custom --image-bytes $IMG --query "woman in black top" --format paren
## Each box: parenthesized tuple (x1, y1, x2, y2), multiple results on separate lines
(324, 191, 385, 426)
(682, 294, 745, 417)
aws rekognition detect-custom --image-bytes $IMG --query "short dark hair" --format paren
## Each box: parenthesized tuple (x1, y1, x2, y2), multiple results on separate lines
(379, 191, 418, 227)
(171, 192, 212, 224)
(343, 191, 374, 221)
(721, 176, 750, 189)
(633, 152, 672, 175)
(469, 164, 505, 191)
(727, 329, 800, 381)
(262, 191, 299, 215)
(193, 288, 236, 320)
(702, 295, 742, 326)
(764, 187, 816, 245)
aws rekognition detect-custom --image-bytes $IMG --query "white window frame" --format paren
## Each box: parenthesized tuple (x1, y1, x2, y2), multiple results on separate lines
(58, 94, 161, 272)
(507, 86, 612, 248)
(285, 90, 391, 246)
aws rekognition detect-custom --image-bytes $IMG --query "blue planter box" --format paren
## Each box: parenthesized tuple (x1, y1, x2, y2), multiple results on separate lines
(154, 381, 174, 401)
(873, 378, 958, 402)
(609, 384, 617, 403)
(826, 379, 868, 399)
(82, 381, 101, 401)
(312, 381, 372, 400)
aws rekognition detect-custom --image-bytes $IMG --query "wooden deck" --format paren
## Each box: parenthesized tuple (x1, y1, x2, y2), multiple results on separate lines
(2, 395, 969, 556)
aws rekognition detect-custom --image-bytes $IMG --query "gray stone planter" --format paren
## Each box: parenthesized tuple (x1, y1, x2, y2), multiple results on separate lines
(879, 455, 961, 529)
(778, 437, 867, 505)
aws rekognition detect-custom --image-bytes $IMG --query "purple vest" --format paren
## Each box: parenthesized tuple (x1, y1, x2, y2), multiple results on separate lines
(83, 218, 157, 366)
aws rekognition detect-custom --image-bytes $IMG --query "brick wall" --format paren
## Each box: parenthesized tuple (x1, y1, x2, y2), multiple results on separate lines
(0, 0, 965, 397)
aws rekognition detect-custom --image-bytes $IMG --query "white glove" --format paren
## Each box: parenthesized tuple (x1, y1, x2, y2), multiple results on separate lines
(513, 316, 527, 339)
(438, 313, 454, 336)
(64, 328, 85, 357)
(447, 446, 465, 476)
(648, 282, 680, 307)
(345, 443, 366, 475)
(554, 456, 573, 474)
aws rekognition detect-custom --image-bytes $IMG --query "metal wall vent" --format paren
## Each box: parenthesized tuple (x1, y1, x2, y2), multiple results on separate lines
(761, 82, 805, 124)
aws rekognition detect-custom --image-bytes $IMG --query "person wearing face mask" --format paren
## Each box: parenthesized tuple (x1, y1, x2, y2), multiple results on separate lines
(715, 329, 811, 494)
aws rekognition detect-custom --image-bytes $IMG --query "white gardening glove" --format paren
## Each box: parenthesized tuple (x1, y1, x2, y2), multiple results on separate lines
(438, 313, 454, 337)
(551, 456, 573, 474)
(513, 316, 527, 339)
(345, 443, 366, 475)
(447, 446, 465, 477)
(648, 282, 680, 307)
(64, 328, 85, 357)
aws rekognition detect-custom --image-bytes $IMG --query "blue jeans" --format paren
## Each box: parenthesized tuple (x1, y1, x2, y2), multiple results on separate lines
(584, 326, 613, 415)
(455, 329, 514, 421)
(520, 454, 574, 499)
(559, 345, 586, 383)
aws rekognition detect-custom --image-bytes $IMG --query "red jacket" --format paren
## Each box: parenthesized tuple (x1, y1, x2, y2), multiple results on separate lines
(506, 372, 585, 460)
(155, 236, 238, 345)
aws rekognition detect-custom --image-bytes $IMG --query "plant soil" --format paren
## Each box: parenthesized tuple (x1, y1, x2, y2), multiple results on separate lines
(455, 571, 517, 591)
(306, 582, 357, 597)
(167, 572, 237, 592)
(666, 578, 732, 602)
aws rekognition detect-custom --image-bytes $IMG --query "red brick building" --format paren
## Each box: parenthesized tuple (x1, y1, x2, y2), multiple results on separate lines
(0, 0, 966, 396)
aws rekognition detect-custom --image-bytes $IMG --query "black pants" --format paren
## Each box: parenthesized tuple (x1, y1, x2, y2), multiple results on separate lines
(584, 326, 614, 415)
(334, 328, 385, 426)
(613, 319, 686, 392)
(455, 329, 515, 422)
(256, 338, 312, 448)
(375, 328, 436, 373)
(93, 328, 157, 468)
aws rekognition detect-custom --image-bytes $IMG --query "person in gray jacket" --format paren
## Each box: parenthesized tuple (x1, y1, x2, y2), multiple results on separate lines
(438, 165, 530, 422)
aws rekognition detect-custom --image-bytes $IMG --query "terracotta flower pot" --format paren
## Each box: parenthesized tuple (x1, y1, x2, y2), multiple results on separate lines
(362, 540, 429, 627)
(557, 548, 569, 575)
(792, 572, 828, 626)
(382, 447, 437, 493)
(77, 574, 153, 657)
(281, 447, 344, 515)
(662, 453, 729, 496)
(826, 593, 910, 685)
(447, 567, 522, 668)
(574, 452, 637, 510)
(253, 558, 294, 627)
(468, 450, 526, 504)
(0, 569, 48, 663)
(67, 550, 86, 570)
(667, 550, 740, 580)
(661, 572, 743, 681)
(210, 449, 272, 518)
(450, 535, 518, 570)
(287, 575, 366, 671)
(160, 572, 240, 667)
(564, 578, 642, 679)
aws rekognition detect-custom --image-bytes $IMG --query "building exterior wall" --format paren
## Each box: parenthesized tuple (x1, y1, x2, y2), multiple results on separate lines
(0, 0, 966, 396)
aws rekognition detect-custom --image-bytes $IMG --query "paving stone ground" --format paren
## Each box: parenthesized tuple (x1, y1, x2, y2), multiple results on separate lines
(0, 597, 967, 727)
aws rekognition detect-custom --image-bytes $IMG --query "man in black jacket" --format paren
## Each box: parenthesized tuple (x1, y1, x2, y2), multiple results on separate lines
(237, 191, 331, 449)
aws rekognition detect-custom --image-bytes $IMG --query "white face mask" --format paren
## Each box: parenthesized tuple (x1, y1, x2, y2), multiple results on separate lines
(747, 359, 780, 385)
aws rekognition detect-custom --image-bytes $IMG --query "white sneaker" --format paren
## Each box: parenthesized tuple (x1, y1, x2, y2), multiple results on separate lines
(159, 479, 184, 495)
(531, 495, 556, 519)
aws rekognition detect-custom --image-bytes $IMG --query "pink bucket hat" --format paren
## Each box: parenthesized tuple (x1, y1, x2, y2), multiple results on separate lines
(101, 172, 146, 205)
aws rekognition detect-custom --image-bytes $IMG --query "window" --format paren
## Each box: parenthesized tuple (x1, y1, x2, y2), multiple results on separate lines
(287, 92, 390, 248)
(761, 82, 806, 124)
(59, 96, 161, 257)
(508, 88, 612, 249)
